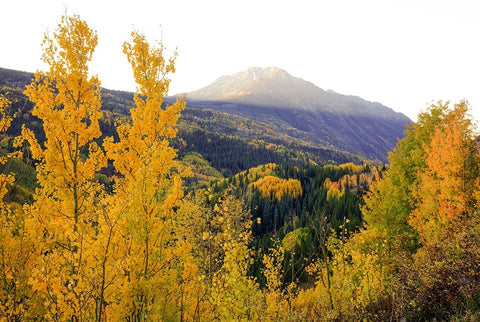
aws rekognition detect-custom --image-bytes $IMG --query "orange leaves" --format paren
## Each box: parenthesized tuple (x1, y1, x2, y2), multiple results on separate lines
(326, 181, 343, 202)
(324, 163, 379, 204)
(409, 101, 480, 243)
(356, 101, 480, 318)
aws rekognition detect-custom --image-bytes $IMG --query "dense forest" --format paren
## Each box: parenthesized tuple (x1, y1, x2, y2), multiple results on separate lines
(1, 14, 480, 321)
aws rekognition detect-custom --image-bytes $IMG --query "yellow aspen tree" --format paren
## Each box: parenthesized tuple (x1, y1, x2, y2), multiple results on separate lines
(262, 243, 285, 318)
(208, 194, 264, 320)
(250, 176, 302, 201)
(22, 15, 107, 320)
(103, 30, 187, 320)
(358, 101, 480, 318)
(84, 192, 127, 322)
(175, 191, 222, 321)
(362, 102, 449, 251)
(294, 230, 387, 321)
(262, 239, 299, 321)
(0, 94, 15, 318)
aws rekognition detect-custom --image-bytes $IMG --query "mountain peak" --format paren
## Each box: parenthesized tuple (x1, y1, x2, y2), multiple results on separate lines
(246, 66, 289, 81)
(185, 66, 321, 106)
(185, 66, 295, 102)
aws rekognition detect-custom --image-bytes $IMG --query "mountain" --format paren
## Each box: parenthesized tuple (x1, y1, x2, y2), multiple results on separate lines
(176, 67, 411, 161)
(0, 66, 407, 177)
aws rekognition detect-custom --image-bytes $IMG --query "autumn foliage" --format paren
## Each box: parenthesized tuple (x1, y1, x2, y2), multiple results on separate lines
(250, 175, 302, 201)
(2, 13, 480, 321)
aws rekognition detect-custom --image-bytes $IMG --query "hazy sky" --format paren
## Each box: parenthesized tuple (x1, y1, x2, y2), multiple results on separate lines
(1, 0, 479, 121)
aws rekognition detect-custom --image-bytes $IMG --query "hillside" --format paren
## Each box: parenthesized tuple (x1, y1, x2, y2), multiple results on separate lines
(175, 67, 411, 161)
(0, 67, 364, 177)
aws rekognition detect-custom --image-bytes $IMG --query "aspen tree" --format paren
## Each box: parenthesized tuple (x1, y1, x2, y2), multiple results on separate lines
(208, 194, 263, 320)
(175, 192, 220, 320)
(22, 15, 107, 320)
(262, 239, 299, 321)
(250, 176, 302, 201)
(103, 30, 187, 320)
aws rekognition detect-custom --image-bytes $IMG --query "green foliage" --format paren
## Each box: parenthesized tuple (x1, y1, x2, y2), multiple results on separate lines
(181, 151, 223, 186)
(1, 158, 37, 192)
(282, 227, 310, 251)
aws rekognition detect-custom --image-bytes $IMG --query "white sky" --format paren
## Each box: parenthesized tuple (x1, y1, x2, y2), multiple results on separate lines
(1, 0, 479, 121)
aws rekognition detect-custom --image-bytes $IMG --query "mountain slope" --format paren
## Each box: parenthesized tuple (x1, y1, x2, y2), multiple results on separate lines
(178, 67, 411, 161)
(176, 105, 362, 176)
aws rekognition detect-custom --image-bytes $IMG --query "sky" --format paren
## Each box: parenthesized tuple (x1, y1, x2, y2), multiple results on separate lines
(1, 0, 479, 121)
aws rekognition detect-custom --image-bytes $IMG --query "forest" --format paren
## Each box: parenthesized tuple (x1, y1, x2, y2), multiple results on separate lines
(1, 14, 480, 321)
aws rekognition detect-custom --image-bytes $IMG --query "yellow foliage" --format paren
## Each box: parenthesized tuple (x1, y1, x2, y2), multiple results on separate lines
(324, 167, 379, 202)
(7, 11, 466, 322)
(240, 163, 277, 181)
(262, 240, 301, 321)
(0, 94, 11, 137)
(21, 14, 111, 320)
(296, 230, 389, 320)
(250, 175, 302, 201)
(208, 194, 264, 320)
(0, 93, 13, 201)
(0, 94, 36, 320)
(325, 162, 368, 174)
(326, 184, 343, 202)
(102, 29, 192, 321)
